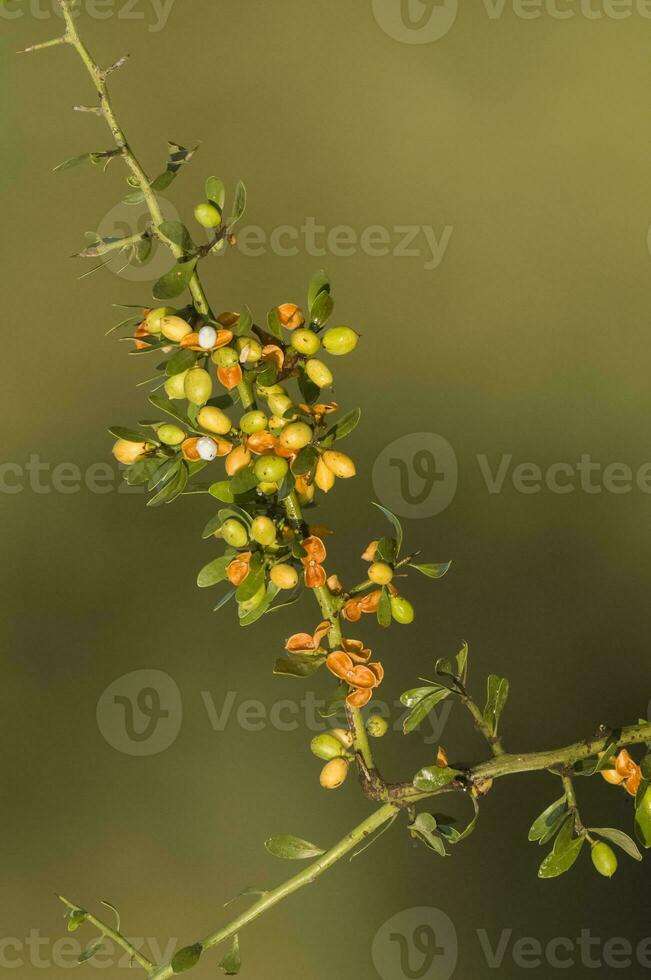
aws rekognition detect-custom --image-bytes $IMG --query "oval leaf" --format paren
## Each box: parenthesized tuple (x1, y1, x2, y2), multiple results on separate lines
(264, 835, 325, 860)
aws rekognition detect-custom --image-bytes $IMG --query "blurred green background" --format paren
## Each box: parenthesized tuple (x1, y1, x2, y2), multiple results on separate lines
(4, 0, 651, 976)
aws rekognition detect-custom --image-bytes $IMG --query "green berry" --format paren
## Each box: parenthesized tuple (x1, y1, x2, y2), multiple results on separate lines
(157, 423, 185, 446)
(390, 596, 415, 625)
(279, 421, 312, 452)
(164, 370, 188, 400)
(240, 411, 268, 435)
(251, 516, 277, 546)
(591, 842, 618, 878)
(305, 358, 334, 389)
(310, 734, 345, 761)
(145, 306, 175, 335)
(291, 328, 321, 356)
(322, 326, 359, 356)
(221, 518, 249, 549)
(212, 346, 239, 368)
(366, 715, 389, 738)
(194, 201, 222, 228)
(254, 455, 289, 484)
(184, 367, 213, 406)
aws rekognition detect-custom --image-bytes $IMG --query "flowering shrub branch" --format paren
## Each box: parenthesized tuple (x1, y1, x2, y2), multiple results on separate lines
(19, 3, 651, 974)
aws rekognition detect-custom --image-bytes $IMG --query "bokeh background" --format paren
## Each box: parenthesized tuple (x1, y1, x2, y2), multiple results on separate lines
(3, 0, 651, 976)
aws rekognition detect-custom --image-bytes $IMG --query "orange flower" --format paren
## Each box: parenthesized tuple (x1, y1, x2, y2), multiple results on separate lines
(437, 746, 449, 768)
(247, 431, 278, 455)
(180, 328, 233, 351)
(217, 363, 243, 391)
(601, 749, 642, 797)
(277, 303, 304, 330)
(326, 651, 384, 708)
(361, 540, 379, 561)
(227, 552, 252, 586)
(299, 402, 338, 425)
(301, 536, 327, 589)
(133, 322, 151, 350)
(285, 620, 331, 655)
(294, 474, 315, 503)
(341, 599, 363, 623)
(261, 344, 285, 371)
(342, 586, 397, 621)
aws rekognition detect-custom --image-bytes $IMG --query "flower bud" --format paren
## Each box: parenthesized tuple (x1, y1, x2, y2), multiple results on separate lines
(254, 455, 289, 484)
(320, 758, 349, 789)
(221, 518, 249, 548)
(196, 436, 218, 461)
(311, 733, 345, 761)
(390, 596, 415, 624)
(368, 561, 393, 586)
(225, 446, 251, 476)
(198, 325, 218, 349)
(157, 423, 185, 447)
(305, 358, 334, 389)
(251, 516, 277, 546)
(591, 842, 618, 878)
(322, 326, 359, 356)
(290, 328, 321, 356)
(194, 201, 222, 228)
(366, 715, 389, 738)
(279, 421, 313, 452)
(321, 450, 356, 479)
(112, 439, 149, 465)
(197, 405, 232, 436)
(277, 303, 304, 330)
(145, 306, 175, 335)
(160, 315, 193, 343)
(184, 367, 213, 406)
(164, 370, 188, 400)
(240, 411, 268, 435)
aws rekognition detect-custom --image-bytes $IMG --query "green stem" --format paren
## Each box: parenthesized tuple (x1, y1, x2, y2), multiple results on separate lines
(53, 0, 212, 317)
(458, 687, 504, 756)
(57, 895, 156, 975)
(148, 803, 400, 980)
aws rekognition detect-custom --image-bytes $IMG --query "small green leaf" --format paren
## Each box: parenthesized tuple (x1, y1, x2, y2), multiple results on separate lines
(538, 835, 585, 878)
(223, 886, 267, 908)
(635, 781, 651, 849)
(403, 688, 451, 735)
(456, 641, 469, 683)
(409, 561, 452, 580)
(219, 935, 241, 976)
(528, 795, 568, 843)
(308, 269, 330, 311)
(409, 813, 447, 856)
(197, 555, 232, 588)
(413, 765, 461, 793)
(376, 586, 392, 628)
(78, 940, 104, 964)
(273, 653, 326, 678)
(230, 466, 258, 496)
(264, 835, 325, 860)
(209, 481, 236, 503)
(310, 289, 333, 327)
(483, 674, 509, 737)
(292, 445, 319, 477)
(439, 795, 480, 845)
(53, 153, 93, 172)
(325, 407, 361, 443)
(206, 176, 226, 210)
(108, 425, 155, 444)
(589, 827, 643, 861)
(266, 307, 283, 340)
(371, 502, 403, 557)
(229, 180, 247, 225)
(148, 394, 189, 427)
(153, 257, 198, 300)
(166, 348, 196, 376)
(160, 220, 194, 253)
(171, 943, 203, 973)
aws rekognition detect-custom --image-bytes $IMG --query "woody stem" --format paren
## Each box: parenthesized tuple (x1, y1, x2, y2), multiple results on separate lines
(283, 491, 375, 771)
(51, 0, 212, 317)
